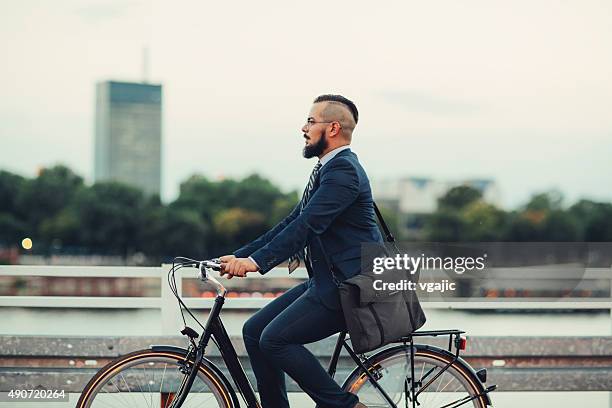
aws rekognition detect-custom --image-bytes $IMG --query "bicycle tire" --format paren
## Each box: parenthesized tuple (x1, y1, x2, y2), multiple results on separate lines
(76, 348, 239, 408)
(343, 344, 491, 408)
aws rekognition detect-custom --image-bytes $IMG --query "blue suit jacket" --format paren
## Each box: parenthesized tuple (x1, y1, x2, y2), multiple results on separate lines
(234, 149, 383, 310)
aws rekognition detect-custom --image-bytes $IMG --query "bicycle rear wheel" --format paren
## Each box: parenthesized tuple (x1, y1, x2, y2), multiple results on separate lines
(343, 345, 489, 408)
(76, 348, 237, 408)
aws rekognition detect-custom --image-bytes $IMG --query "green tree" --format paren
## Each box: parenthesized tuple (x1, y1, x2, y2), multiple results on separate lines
(73, 182, 146, 256)
(39, 209, 81, 251)
(504, 211, 543, 241)
(504, 191, 579, 241)
(172, 175, 224, 223)
(425, 186, 487, 241)
(541, 210, 579, 241)
(229, 174, 291, 218)
(0, 170, 28, 245)
(462, 201, 508, 241)
(269, 192, 300, 227)
(525, 191, 563, 211)
(0, 170, 25, 213)
(425, 209, 467, 242)
(173, 173, 292, 223)
(171, 173, 297, 254)
(212, 208, 268, 254)
(570, 200, 612, 241)
(0, 213, 27, 246)
(438, 185, 482, 211)
(15, 165, 84, 246)
(140, 206, 209, 260)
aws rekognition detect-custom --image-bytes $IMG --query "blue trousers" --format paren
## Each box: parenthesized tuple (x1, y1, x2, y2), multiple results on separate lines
(242, 280, 359, 408)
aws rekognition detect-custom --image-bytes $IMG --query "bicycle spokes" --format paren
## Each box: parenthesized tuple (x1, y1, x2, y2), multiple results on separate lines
(348, 351, 485, 408)
(83, 354, 229, 408)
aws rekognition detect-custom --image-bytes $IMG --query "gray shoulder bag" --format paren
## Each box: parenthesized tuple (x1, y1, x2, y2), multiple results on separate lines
(321, 202, 427, 354)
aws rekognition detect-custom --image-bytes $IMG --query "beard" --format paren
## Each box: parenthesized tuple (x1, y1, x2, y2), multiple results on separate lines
(302, 130, 328, 158)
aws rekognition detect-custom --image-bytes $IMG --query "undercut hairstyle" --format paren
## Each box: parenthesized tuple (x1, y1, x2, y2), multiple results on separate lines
(313, 94, 359, 125)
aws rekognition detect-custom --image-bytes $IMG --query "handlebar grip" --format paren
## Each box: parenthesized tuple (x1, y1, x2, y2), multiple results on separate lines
(201, 260, 222, 271)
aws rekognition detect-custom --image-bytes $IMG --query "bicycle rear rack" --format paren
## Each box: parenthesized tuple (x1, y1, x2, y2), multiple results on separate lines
(401, 329, 466, 353)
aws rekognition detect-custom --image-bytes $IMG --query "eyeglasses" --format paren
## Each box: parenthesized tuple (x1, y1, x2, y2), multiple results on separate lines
(304, 119, 338, 129)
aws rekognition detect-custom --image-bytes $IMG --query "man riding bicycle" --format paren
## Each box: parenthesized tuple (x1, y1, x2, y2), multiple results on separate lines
(220, 94, 381, 408)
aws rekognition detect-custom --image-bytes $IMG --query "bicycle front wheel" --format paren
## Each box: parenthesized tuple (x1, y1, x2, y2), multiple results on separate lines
(77, 348, 237, 408)
(343, 345, 489, 408)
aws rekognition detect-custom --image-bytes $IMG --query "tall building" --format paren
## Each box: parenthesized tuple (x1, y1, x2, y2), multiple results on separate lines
(94, 81, 162, 196)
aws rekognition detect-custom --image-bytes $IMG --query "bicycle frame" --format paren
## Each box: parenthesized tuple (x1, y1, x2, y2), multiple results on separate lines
(193, 295, 262, 408)
(326, 331, 400, 407)
(184, 294, 486, 408)
(171, 262, 493, 408)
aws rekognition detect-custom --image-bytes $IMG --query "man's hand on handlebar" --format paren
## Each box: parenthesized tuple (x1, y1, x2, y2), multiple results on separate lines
(219, 255, 259, 279)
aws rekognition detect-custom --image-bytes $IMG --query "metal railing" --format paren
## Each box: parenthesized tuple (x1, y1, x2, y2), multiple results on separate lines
(0, 264, 611, 335)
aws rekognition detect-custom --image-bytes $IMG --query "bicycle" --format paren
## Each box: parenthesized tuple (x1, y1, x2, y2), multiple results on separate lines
(77, 257, 496, 408)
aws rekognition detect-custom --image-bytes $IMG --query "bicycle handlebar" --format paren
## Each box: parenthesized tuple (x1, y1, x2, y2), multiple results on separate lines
(196, 258, 227, 297)
(200, 259, 222, 271)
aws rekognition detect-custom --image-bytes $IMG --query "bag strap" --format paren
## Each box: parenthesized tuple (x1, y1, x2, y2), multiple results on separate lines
(315, 200, 397, 285)
(313, 235, 341, 286)
(373, 201, 395, 243)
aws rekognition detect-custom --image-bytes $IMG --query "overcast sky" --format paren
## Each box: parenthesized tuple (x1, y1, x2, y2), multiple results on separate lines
(1, 0, 611, 208)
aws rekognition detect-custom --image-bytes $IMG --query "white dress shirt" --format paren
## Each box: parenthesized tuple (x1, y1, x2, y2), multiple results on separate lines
(319, 145, 350, 167)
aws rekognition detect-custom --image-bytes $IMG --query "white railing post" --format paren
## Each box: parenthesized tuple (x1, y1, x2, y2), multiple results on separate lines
(160, 264, 181, 335)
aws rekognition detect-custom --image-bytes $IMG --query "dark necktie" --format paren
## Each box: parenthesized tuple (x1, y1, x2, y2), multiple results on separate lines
(288, 161, 322, 273)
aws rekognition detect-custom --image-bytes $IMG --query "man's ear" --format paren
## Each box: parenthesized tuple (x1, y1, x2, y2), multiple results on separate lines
(330, 121, 342, 137)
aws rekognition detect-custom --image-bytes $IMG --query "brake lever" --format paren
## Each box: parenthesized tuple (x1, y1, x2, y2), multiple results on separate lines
(197, 260, 227, 296)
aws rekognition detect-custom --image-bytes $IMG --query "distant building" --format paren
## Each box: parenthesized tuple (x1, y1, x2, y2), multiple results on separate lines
(94, 81, 162, 196)
(373, 177, 501, 238)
